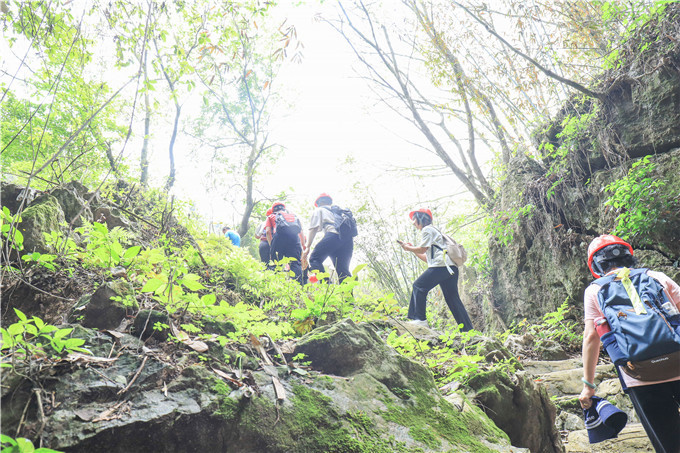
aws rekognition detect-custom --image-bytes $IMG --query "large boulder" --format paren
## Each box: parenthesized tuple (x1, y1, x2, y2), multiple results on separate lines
(2, 321, 526, 453)
(17, 194, 65, 255)
(467, 369, 564, 453)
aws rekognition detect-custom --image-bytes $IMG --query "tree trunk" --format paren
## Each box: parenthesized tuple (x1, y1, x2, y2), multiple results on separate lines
(141, 50, 150, 186)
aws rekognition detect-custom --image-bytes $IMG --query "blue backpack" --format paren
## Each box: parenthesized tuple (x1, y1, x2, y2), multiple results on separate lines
(594, 268, 680, 381)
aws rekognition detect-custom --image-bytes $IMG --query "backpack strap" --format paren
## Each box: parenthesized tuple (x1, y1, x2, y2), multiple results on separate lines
(431, 227, 455, 275)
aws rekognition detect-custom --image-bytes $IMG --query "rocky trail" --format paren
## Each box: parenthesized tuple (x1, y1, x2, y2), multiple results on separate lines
(522, 358, 654, 452)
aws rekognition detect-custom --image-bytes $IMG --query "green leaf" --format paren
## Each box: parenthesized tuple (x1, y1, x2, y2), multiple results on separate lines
(14, 308, 27, 322)
(53, 328, 73, 341)
(141, 278, 164, 293)
(201, 293, 216, 305)
(123, 246, 141, 262)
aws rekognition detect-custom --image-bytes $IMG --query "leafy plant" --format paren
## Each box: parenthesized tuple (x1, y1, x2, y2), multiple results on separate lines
(1, 309, 89, 367)
(21, 252, 57, 271)
(604, 155, 670, 243)
(0, 434, 62, 453)
(1, 206, 24, 252)
(485, 204, 535, 247)
(75, 221, 141, 268)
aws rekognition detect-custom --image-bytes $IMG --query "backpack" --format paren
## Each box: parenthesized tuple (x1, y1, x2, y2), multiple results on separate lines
(594, 268, 680, 381)
(324, 206, 358, 240)
(432, 228, 467, 271)
(274, 212, 301, 238)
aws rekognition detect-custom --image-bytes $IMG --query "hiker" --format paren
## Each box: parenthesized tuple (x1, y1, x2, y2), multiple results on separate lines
(265, 202, 305, 284)
(398, 208, 473, 331)
(254, 208, 273, 266)
(222, 226, 241, 247)
(302, 193, 355, 283)
(579, 234, 680, 453)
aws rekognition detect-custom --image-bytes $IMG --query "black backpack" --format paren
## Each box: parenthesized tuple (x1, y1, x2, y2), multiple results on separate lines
(274, 212, 302, 238)
(325, 206, 358, 240)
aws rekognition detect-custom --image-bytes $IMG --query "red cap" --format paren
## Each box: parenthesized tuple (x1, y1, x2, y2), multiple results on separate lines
(587, 234, 634, 278)
(272, 201, 285, 211)
(314, 193, 332, 207)
(409, 208, 432, 221)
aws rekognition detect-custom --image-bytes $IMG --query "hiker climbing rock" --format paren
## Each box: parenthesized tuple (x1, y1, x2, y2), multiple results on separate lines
(266, 202, 305, 284)
(399, 208, 473, 331)
(579, 234, 680, 453)
(222, 226, 241, 247)
(302, 193, 356, 283)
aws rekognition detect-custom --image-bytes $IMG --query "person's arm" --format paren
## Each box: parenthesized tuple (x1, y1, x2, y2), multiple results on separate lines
(399, 241, 428, 262)
(303, 228, 318, 256)
(579, 321, 601, 408)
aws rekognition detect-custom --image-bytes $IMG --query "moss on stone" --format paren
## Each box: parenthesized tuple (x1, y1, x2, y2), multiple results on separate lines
(378, 380, 507, 453)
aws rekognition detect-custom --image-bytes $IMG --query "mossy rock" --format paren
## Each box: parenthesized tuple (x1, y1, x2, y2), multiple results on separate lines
(18, 194, 65, 255)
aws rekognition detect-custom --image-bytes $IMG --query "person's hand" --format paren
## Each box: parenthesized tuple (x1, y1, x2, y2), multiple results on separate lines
(579, 386, 596, 409)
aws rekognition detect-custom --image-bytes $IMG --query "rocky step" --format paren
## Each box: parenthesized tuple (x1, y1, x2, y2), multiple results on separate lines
(521, 358, 654, 452)
(566, 423, 653, 452)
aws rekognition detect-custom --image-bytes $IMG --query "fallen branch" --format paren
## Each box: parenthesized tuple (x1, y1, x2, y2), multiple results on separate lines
(117, 355, 148, 395)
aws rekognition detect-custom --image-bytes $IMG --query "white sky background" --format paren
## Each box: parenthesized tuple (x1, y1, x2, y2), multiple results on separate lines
(171, 0, 480, 229)
(0, 1, 487, 231)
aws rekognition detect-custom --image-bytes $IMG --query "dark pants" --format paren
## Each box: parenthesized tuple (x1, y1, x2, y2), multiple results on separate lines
(407, 266, 473, 331)
(309, 233, 353, 283)
(259, 240, 271, 264)
(628, 380, 680, 453)
(271, 234, 303, 284)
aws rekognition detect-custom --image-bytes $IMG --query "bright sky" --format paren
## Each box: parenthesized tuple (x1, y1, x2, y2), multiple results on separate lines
(174, 1, 476, 228)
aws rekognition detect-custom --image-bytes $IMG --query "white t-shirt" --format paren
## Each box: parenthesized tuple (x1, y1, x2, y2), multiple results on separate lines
(418, 225, 454, 268)
(308, 206, 338, 235)
(584, 269, 680, 387)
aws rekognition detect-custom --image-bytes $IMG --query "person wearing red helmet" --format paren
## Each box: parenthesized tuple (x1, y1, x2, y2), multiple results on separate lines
(265, 202, 306, 284)
(579, 234, 680, 452)
(302, 193, 354, 283)
(398, 208, 473, 331)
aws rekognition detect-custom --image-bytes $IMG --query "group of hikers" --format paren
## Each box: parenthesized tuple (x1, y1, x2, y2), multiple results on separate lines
(250, 193, 356, 286)
(224, 196, 680, 452)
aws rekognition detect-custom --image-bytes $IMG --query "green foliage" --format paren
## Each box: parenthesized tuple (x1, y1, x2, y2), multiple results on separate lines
(1, 207, 24, 252)
(291, 270, 363, 334)
(540, 103, 599, 187)
(485, 204, 535, 247)
(600, 0, 674, 70)
(1, 309, 89, 367)
(21, 252, 57, 271)
(75, 221, 140, 268)
(604, 156, 670, 243)
(0, 434, 62, 453)
(509, 299, 582, 351)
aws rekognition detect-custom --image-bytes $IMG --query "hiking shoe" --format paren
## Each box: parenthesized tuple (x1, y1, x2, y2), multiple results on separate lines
(407, 319, 429, 328)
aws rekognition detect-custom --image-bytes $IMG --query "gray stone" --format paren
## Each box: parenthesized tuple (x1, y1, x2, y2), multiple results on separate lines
(81, 281, 137, 330)
(51, 183, 93, 227)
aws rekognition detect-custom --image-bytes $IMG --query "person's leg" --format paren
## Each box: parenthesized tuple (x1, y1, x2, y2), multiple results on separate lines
(407, 267, 440, 321)
(259, 241, 270, 263)
(628, 380, 680, 453)
(331, 237, 354, 283)
(309, 234, 340, 277)
(438, 267, 474, 331)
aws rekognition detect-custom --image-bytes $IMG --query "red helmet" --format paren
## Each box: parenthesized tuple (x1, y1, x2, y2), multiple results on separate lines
(409, 208, 433, 221)
(587, 234, 634, 278)
(314, 193, 332, 207)
(271, 201, 285, 212)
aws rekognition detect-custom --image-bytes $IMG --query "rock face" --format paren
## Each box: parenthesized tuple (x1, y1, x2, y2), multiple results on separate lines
(466, 369, 563, 453)
(475, 5, 680, 326)
(1, 320, 525, 453)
